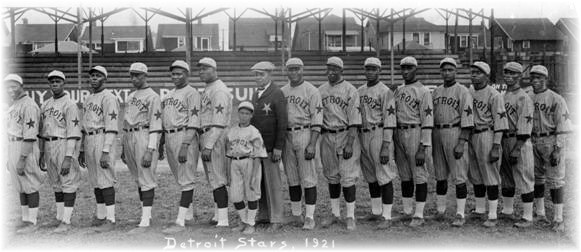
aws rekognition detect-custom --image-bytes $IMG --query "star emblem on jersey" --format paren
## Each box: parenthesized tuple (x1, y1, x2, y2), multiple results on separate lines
(316, 106, 323, 114)
(424, 107, 432, 116)
(525, 115, 533, 123)
(563, 111, 570, 121)
(498, 111, 506, 119)
(26, 118, 35, 128)
(154, 110, 162, 120)
(72, 118, 79, 126)
(464, 106, 473, 116)
(262, 103, 272, 115)
(109, 111, 117, 120)
(215, 104, 224, 114)
(191, 107, 199, 116)
(387, 105, 395, 115)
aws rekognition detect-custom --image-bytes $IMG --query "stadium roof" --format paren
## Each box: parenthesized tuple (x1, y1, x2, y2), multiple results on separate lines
(494, 18, 565, 41)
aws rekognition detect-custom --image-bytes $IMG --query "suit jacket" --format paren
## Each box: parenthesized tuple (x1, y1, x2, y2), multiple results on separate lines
(251, 82, 288, 152)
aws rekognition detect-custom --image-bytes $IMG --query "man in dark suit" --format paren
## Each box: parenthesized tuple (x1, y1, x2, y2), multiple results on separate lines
(250, 61, 288, 231)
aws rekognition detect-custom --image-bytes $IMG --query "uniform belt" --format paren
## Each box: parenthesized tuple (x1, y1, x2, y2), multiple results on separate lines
(8, 136, 23, 142)
(123, 125, 149, 132)
(473, 126, 493, 134)
(504, 132, 517, 138)
(532, 132, 555, 138)
(82, 128, 105, 136)
(434, 123, 460, 129)
(322, 127, 348, 134)
(44, 136, 65, 141)
(227, 155, 250, 160)
(165, 127, 186, 134)
(360, 123, 384, 132)
(199, 125, 224, 134)
(396, 123, 420, 129)
(287, 125, 311, 131)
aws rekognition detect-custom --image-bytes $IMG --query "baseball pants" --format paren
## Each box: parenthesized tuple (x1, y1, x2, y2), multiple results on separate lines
(359, 128, 397, 185)
(532, 135, 565, 189)
(44, 139, 81, 193)
(257, 155, 285, 223)
(122, 130, 159, 191)
(200, 131, 228, 189)
(229, 158, 262, 203)
(500, 137, 534, 193)
(8, 139, 43, 194)
(394, 127, 430, 184)
(468, 130, 502, 186)
(84, 133, 117, 189)
(433, 128, 469, 184)
(282, 128, 318, 188)
(320, 130, 361, 187)
(166, 130, 199, 191)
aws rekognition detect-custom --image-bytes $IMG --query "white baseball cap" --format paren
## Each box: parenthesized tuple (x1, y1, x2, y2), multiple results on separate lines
(197, 57, 217, 69)
(364, 57, 381, 68)
(47, 70, 66, 80)
(129, 62, 148, 74)
(400, 56, 418, 66)
(471, 61, 490, 75)
(170, 60, 190, 72)
(89, 65, 108, 78)
(285, 58, 304, 67)
(439, 57, 458, 68)
(503, 62, 523, 73)
(326, 56, 344, 69)
(251, 61, 275, 72)
(530, 65, 548, 77)
(4, 74, 23, 85)
(238, 101, 254, 112)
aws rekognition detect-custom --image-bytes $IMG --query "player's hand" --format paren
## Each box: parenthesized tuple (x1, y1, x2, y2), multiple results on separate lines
(380, 143, 390, 164)
(78, 151, 86, 168)
(60, 156, 72, 176)
(304, 143, 316, 160)
(100, 151, 111, 169)
(39, 152, 46, 171)
(415, 145, 426, 166)
(509, 147, 520, 165)
(16, 157, 26, 176)
(142, 149, 153, 168)
(201, 148, 212, 162)
(550, 147, 561, 166)
(489, 144, 501, 163)
(178, 144, 189, 163)
(271, 148, 282, 163)
(453, 141, 465, 160)
(343, 143, 353, 160)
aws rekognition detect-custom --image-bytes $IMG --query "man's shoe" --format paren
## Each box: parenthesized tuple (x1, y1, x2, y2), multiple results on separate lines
(16, 223, 39, 234)
(128, 226, 149, 234)
(514, 218, 533, 228)
(468, 210, 486, 221)
(320, 215, 341, 228)
(231, 223, 247, 232)
(498, 212, 516, 221)
(428, 212, 447, 222)
(377, 219, 392, 229)
(482, 218, 498, 228)
(94, 220, 116, 233)
(360, 213, 382, 222)
(302, 217, 315, 230)
(345, 217, 356, 231)
(52, 222, 72, 234)
(288, 215, 304, 226)
(162, 223, 186, 234)
(242, 225, 255, 234)
(552, 221, 565, 232)
(267, 223, 283, 232)
(91, 217, 106, 227)
(534, 215, 551, 225)
(451, 214, 465, 227)
(409, 217, 424, 227)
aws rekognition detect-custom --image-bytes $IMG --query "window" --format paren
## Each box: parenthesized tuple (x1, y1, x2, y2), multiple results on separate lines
(423, 32, 430, 45)
(507, 39, 513, 49)
(195, 37, 210, 51)
(412, 33, 420, 43)
(494, 36, 503, 48)
(33, 42, 50, 50)
(326, 35, 342, 47)
(470, 36, 478, 48)
(523, 40, 531, 49)
(460, 36, 468, 48)
(93, 43, 101, 50)
(115, 40, 142, 53)
(177, 36, 185, 48)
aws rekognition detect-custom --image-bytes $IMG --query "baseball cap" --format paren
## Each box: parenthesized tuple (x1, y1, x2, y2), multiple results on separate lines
(400, 56, 418, 66)
(129, 62, 148, 74)
(251, 61, 275, 72)
(197, 57, 217, 69)
(285, 58, 304, 67)
(47, 70, 66, 80)
(170, 60, 190, 72)
(326, 56, 344, 69)
(364, 57, 382, 68)
(89, 65, 108, 78)
(530, 65, 548, 77)
(503, 62, 523, 73)
(439, 57, 457, 68)
(4, 74, 23, 85)
(238, 101, 254, 112)
(470, 61, 490, 75)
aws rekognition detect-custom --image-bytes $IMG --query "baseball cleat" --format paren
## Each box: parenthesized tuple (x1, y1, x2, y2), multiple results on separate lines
(428, 212, 447, 222)
(514, 218, 533, 228)
(320, 215, 341, 228)
(288, 215, 304, 226)
(128, 226, 149, 234)
(52, 222, 72, 234)
(552, 221, 565, 232)
(360, 213, 383, 222)
(16, 223, 39, 234)
(267, 223, 283, 232)
(345, 217, 356, 231)
(94, 220, 115, 233)
(482, 219, 498, 228)
(534, 215, 551, 225)
(302, 217, 315, 230)
(408, 217, 424, 227)
(162, 223, 186, 234)
(451, 214, 465, 227)
(42, 218, 62, 228)
(392, 213, 413, 222)
(231, 223, 247, 232)
(91, 217, 106, 227)
(242, 225, 255, 234)
(468, 210, 486, 221)
(255, 219, 270, 225)
(377, 219, 392, 229)
(498, 212, 516, 221)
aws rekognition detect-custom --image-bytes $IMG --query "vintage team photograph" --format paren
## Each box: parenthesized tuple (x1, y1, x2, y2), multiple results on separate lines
(0, 0, 579, 250)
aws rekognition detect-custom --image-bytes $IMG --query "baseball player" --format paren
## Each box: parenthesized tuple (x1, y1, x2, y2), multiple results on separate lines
(466, 62, 509, 228)
(159, 60, 201, 234)
(39, 70, 82, 233)
(197, 57, 233, 228)
(79, 66, 120, 233)
(226, 101, 268, 235)
(529, 65, 571, 232)
(357, 57, 397, 229)
(122, 62, 163, 233)
(394, 56, 433, 227)
(281, 57, 323, 230)
(431, 57, 474, 227)
(499, 62, 535, 228)
(5, 74, 43, 234)
(318, 57, 362, 231)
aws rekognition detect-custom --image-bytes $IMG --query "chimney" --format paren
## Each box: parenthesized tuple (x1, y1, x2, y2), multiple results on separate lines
(22, 18, 28, 25)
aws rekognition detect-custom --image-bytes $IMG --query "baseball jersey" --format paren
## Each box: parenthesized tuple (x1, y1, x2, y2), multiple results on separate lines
(40, 93, 81, 139)
(531, 89, 571, 134)
(8, 94, 40, 141)
(123, 87, 163, 133)
(469, 85, 508, 131)
(281, 80, 323, 130)
(226, 125, 268, 158)
(319, 80, 361, 129)
(394, 81, 433, 128)
(162, 85, 201, 130)
(358, 81, 396, 128)
(432, 82, 474, 128)
(82, 89, 119, 133)
(200, 79, 232, 149)
(503, 88, 534, 136)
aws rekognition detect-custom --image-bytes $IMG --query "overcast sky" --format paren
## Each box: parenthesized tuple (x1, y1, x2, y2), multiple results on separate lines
(2, 0, 579, 49)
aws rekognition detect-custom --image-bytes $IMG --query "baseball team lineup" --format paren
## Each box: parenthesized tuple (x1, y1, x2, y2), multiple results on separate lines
(4, 53, 572, 236)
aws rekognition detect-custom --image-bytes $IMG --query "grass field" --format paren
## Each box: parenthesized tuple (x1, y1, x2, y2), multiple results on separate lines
(2, 152, 577, 250)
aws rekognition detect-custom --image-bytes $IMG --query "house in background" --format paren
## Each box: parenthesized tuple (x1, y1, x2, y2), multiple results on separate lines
(293, 14, 361, 51)
(80, 25, 154, 53)
(555, 18, 577, 52)
(440, 25, 488, 51)
(156, 23, 220, 52)
(229, 18, 279, 51)
(492, 18, 565, 52)
(366, 17, 445, 51)
(14, 18, 79, 53)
